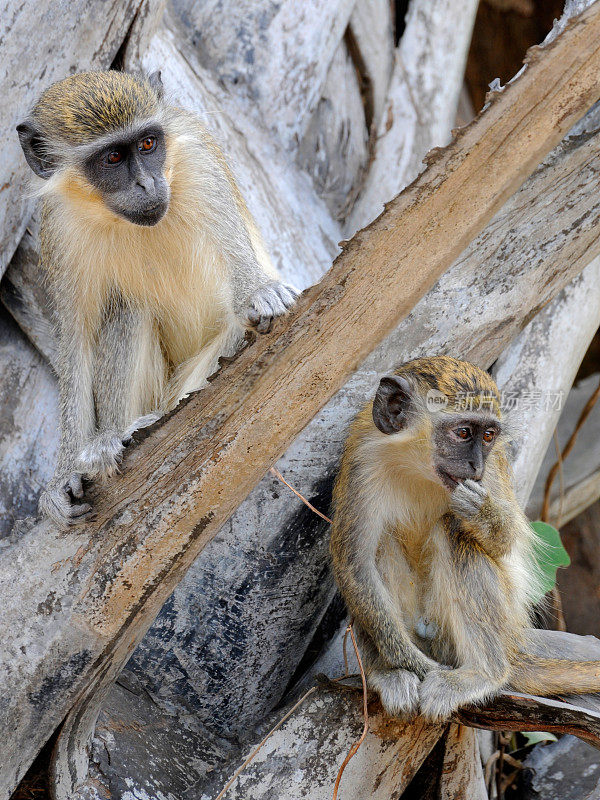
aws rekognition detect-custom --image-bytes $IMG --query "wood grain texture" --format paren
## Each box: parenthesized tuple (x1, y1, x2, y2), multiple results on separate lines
(168, 0, 356, 152)
(345, 0, 480, 235)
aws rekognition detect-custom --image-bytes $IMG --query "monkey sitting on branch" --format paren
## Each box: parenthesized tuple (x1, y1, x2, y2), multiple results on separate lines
(17, 70, 297, 528)
(331, 356, 600, 721)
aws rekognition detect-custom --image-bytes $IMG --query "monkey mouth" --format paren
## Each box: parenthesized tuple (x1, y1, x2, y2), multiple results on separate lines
(437, 469, 462, 491)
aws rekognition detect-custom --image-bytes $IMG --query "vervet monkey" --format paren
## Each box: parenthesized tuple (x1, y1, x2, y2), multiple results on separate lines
(17, 70, 297, 528)
(331, 356, 600, 721)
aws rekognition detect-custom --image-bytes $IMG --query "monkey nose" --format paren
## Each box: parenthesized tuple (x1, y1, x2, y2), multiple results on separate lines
(136, 174, 156, 195)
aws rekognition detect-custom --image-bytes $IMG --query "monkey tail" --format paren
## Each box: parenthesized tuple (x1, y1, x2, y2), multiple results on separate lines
(509, 653, 600, 696)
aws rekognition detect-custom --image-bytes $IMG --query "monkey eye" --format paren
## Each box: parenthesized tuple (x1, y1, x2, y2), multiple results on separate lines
(106, 149, 124, 165)
(454, 427, 471, 440)
(483, 429, 497, 444)
(139, 136, 157, 153)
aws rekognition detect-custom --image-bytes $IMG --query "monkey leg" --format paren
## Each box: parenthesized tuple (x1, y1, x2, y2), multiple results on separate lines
(354, 625, 422, 719)
(508, 628, 600, 696)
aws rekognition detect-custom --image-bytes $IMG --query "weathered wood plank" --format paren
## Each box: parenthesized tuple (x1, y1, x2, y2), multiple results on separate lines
(440, 724, 488, 800)
(168, 0, 356, 153)
(0, 0, 145, 275)
(296, 38, 369, 220)
(345, 0, 480, 234)
(348, 0, 394, 135)
(4, 9, 600, 796)
(206, 689, 445, 800)
(494, 263, 600, 506)
(527, 373, 600, 524)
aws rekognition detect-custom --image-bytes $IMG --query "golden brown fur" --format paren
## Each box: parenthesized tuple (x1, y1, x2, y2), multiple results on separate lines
(20, 71, 296, 527)
(331, 357, 600, 720)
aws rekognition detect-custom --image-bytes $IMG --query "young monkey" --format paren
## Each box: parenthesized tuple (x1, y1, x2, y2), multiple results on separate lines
(331, 356, 600, 721)
(17, 70, 298, 528)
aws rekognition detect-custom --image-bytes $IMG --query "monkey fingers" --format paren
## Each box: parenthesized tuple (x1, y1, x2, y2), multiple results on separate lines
(38, 481, 94, 530)
(242, 281, 299, 333)
(450, 478, 489, 520)
(369, 668, 421, 720)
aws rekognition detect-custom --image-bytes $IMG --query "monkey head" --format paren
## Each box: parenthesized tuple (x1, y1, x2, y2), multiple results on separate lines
(372, 356, 502, 492)
(17, 70, 170, 226)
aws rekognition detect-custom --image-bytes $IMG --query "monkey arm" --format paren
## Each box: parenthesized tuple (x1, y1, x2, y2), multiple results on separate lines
(449, 479, 520, 559)
(37, 302, 96, 526)
(194, 136, 298, 331)
(76, 303, 164, 480)
(330, 510, 439, 679)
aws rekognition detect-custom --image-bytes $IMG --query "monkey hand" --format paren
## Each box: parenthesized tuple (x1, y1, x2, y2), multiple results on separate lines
(38, 474, 93, 529)
(240, 280, 299, 333)
(450, 479, 490, 521)
(418, 669, 462, 721)
(77, 413, 161, 480)
(369, 668, 421, 720)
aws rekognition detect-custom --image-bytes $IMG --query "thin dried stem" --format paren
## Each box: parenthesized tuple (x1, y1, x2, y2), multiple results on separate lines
(269, 466, 332, 524)
(542, 378, 600, 522)
(332, 623, 369, 800)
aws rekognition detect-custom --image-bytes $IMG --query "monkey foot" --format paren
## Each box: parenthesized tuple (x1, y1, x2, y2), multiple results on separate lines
(369, 668, 421, 720)
(242, 281, 299, 333)
(38, 478, 94, 530)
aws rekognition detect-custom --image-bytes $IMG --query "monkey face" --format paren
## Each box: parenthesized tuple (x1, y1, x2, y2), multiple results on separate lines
(432, 413, 501, 490)
(372, 371, 501, 491)
(81, 125, 170, 226)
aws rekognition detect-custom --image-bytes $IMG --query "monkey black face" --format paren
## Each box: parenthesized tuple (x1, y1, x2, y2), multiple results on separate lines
(372, 374, 501, 490)
(17, 120, 170, 226)
(432, 414, 500, 490)
(81, 126, 170, 226)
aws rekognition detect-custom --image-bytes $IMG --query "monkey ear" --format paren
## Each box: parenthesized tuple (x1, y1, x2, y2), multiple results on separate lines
(16, 121, 55, 179)
(372, 375, 413, 435)
(148, 70, 164, 100)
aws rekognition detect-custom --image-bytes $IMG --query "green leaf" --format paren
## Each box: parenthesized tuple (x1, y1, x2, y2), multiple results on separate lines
(522, 731, 558, 746)
(529, 521, 571, 600)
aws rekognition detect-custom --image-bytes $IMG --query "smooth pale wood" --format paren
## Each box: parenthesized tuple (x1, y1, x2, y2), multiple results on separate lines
(545, 470, 600, 527)
(168, 0, 356, 153)
(526, 372, 600, 524)
(296, 38, 369, 220)
(206, 688, 445, 800)
(0, 314, 58, 539)
(348, 0, 394, 135)
(0, 0, 144, 275)
(493, 257, 600, 506)
(345, 0, 480, 235)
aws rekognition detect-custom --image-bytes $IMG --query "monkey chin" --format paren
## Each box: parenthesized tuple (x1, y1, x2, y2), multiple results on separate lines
(122, 203, 169, 227)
